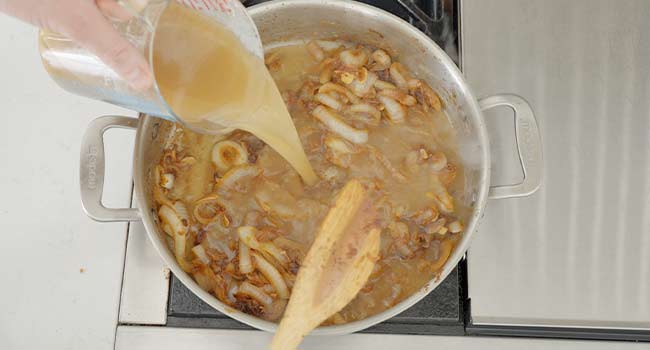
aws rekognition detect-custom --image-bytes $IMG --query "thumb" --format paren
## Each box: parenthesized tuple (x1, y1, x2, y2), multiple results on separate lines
(61, 1, 153, 91)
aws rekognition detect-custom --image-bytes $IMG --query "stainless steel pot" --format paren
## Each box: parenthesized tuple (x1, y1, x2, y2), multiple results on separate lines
(79, 0, 543, 335)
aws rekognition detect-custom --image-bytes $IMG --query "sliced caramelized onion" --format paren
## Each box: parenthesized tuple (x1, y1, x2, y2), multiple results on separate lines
(389, 221, 413, 257)
(156, 165, 175, 190)
(192, 245, 211, 265)
(158, 204, 187, 237)
(173, 201, 189, 223)
(174, 228, 191, 272)
(312, 105, 368, 144)
(328, 312, 346, 325)
(206, 231, 236, 260)
(239, 226, 289, 267)
(316, 56, 335, 70)
(239, 241, 254, 274)
(318, 83, 360, 104)
(378, 95, 406, 123)
(298, 80, 319, 102)
(174, 229, 187, 258)
(211, 140, 249, 174)
(350, 103, 381, 120)
(170, 201, 191, 271)
(374, 79, 397, 90)
(252, 252, 290, 299)
(339, 48, 368, 68)
(368, 146, 407, 182)
(389, 62, 412, 90)
(347, 70, 377, 97)
(404, 149, 421, 173)
(378, 88, 417, 106)
(160, 173, 175, 189)
(339, 71, 355, 85)
(238, 281, 274, 306)
(357, 67, 369, 83)
(163, 124, 184, 149)
(448, 220, 463, 233)
(348, 103, 381, 126)
(179, 156, 197, 168)
(255, 181, 298, 220)
(216, 164, 262, 195)
(152, 174, 175, 209)
(193, 195, 226, 225)
(243, 211, 262, 226)
(430, 240, 453, 271)
(369, 49, 392, 71)
(325, 135, 356, 154)
(264, 299, 289, 322)
(428, 176, 454, 214)
(316, 40, 344, 51)
(438, 163, 458, 186)
(227, 285, 239, 303)
(425, 218, 446, 234)
(430, 151, 448, 171)
(410, 79, 443, 112)
(237, 226, 264, 248)
(306, 41, 325, 61)
(273, 237, 307, 255)
(389, 221, 409, 239)
(321, 166, 347, 183)
(261, 244, 290, 268)
(193, 265, 220, 292)
(313, 93, 343, 111)
(161, 223, 173, 237)
(319, 66, 333, 84)
(396, 242, 413, 259)
(412, 207, 440, 226)
(324, 135, 355, 168)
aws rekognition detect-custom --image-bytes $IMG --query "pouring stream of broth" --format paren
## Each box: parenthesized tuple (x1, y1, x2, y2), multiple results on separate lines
(152, 2, 317, 184)
(271, 179, 380, 350)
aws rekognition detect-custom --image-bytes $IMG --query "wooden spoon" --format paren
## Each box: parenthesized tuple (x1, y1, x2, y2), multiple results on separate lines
(271, 179, 380, 350)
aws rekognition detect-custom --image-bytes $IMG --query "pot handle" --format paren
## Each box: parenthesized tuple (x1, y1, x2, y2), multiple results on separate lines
(80, 116, 141, 222)
(479, 94, 543, 199)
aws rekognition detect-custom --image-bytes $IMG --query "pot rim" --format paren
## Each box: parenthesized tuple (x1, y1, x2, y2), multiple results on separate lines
(133, 0, 491, 335)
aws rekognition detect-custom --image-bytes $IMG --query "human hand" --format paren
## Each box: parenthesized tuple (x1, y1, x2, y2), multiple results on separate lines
(0, 0, 153, 90)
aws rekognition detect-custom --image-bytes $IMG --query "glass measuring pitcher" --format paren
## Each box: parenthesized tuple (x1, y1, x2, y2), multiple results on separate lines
(39, 0, 263, 133)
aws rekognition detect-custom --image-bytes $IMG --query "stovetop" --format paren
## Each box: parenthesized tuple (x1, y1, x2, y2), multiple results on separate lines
(165, 0, 464, 336)
(167, 267, 465, 335)
(243, 0, 458, 63)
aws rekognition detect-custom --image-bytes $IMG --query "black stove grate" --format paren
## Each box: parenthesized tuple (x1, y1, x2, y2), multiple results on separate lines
(242, 0, 457, 61)
(166, 0, 464, 336)
(168, 267, 464, 335)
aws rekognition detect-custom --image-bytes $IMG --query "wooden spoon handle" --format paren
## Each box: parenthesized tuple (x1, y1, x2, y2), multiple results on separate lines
(271, 179, 380, 350)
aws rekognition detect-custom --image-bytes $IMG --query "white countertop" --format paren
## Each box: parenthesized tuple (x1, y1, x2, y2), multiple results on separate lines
(115, 327, 648, 350)
(0, 15, 134, 350)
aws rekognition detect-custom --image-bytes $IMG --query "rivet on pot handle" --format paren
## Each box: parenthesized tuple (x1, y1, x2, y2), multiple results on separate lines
(80, 116, 141, 222)
(479, 94, 543, 199)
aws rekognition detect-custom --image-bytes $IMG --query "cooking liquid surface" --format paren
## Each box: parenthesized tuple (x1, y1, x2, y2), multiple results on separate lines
(152, 2, 317, 184)
(153, 40, 468, 324)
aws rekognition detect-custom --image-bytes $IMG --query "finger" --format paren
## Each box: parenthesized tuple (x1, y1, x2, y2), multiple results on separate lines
(119, 0, 151, 14)
(96, 0, 134, 21)
(62, 1, 153, 90)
